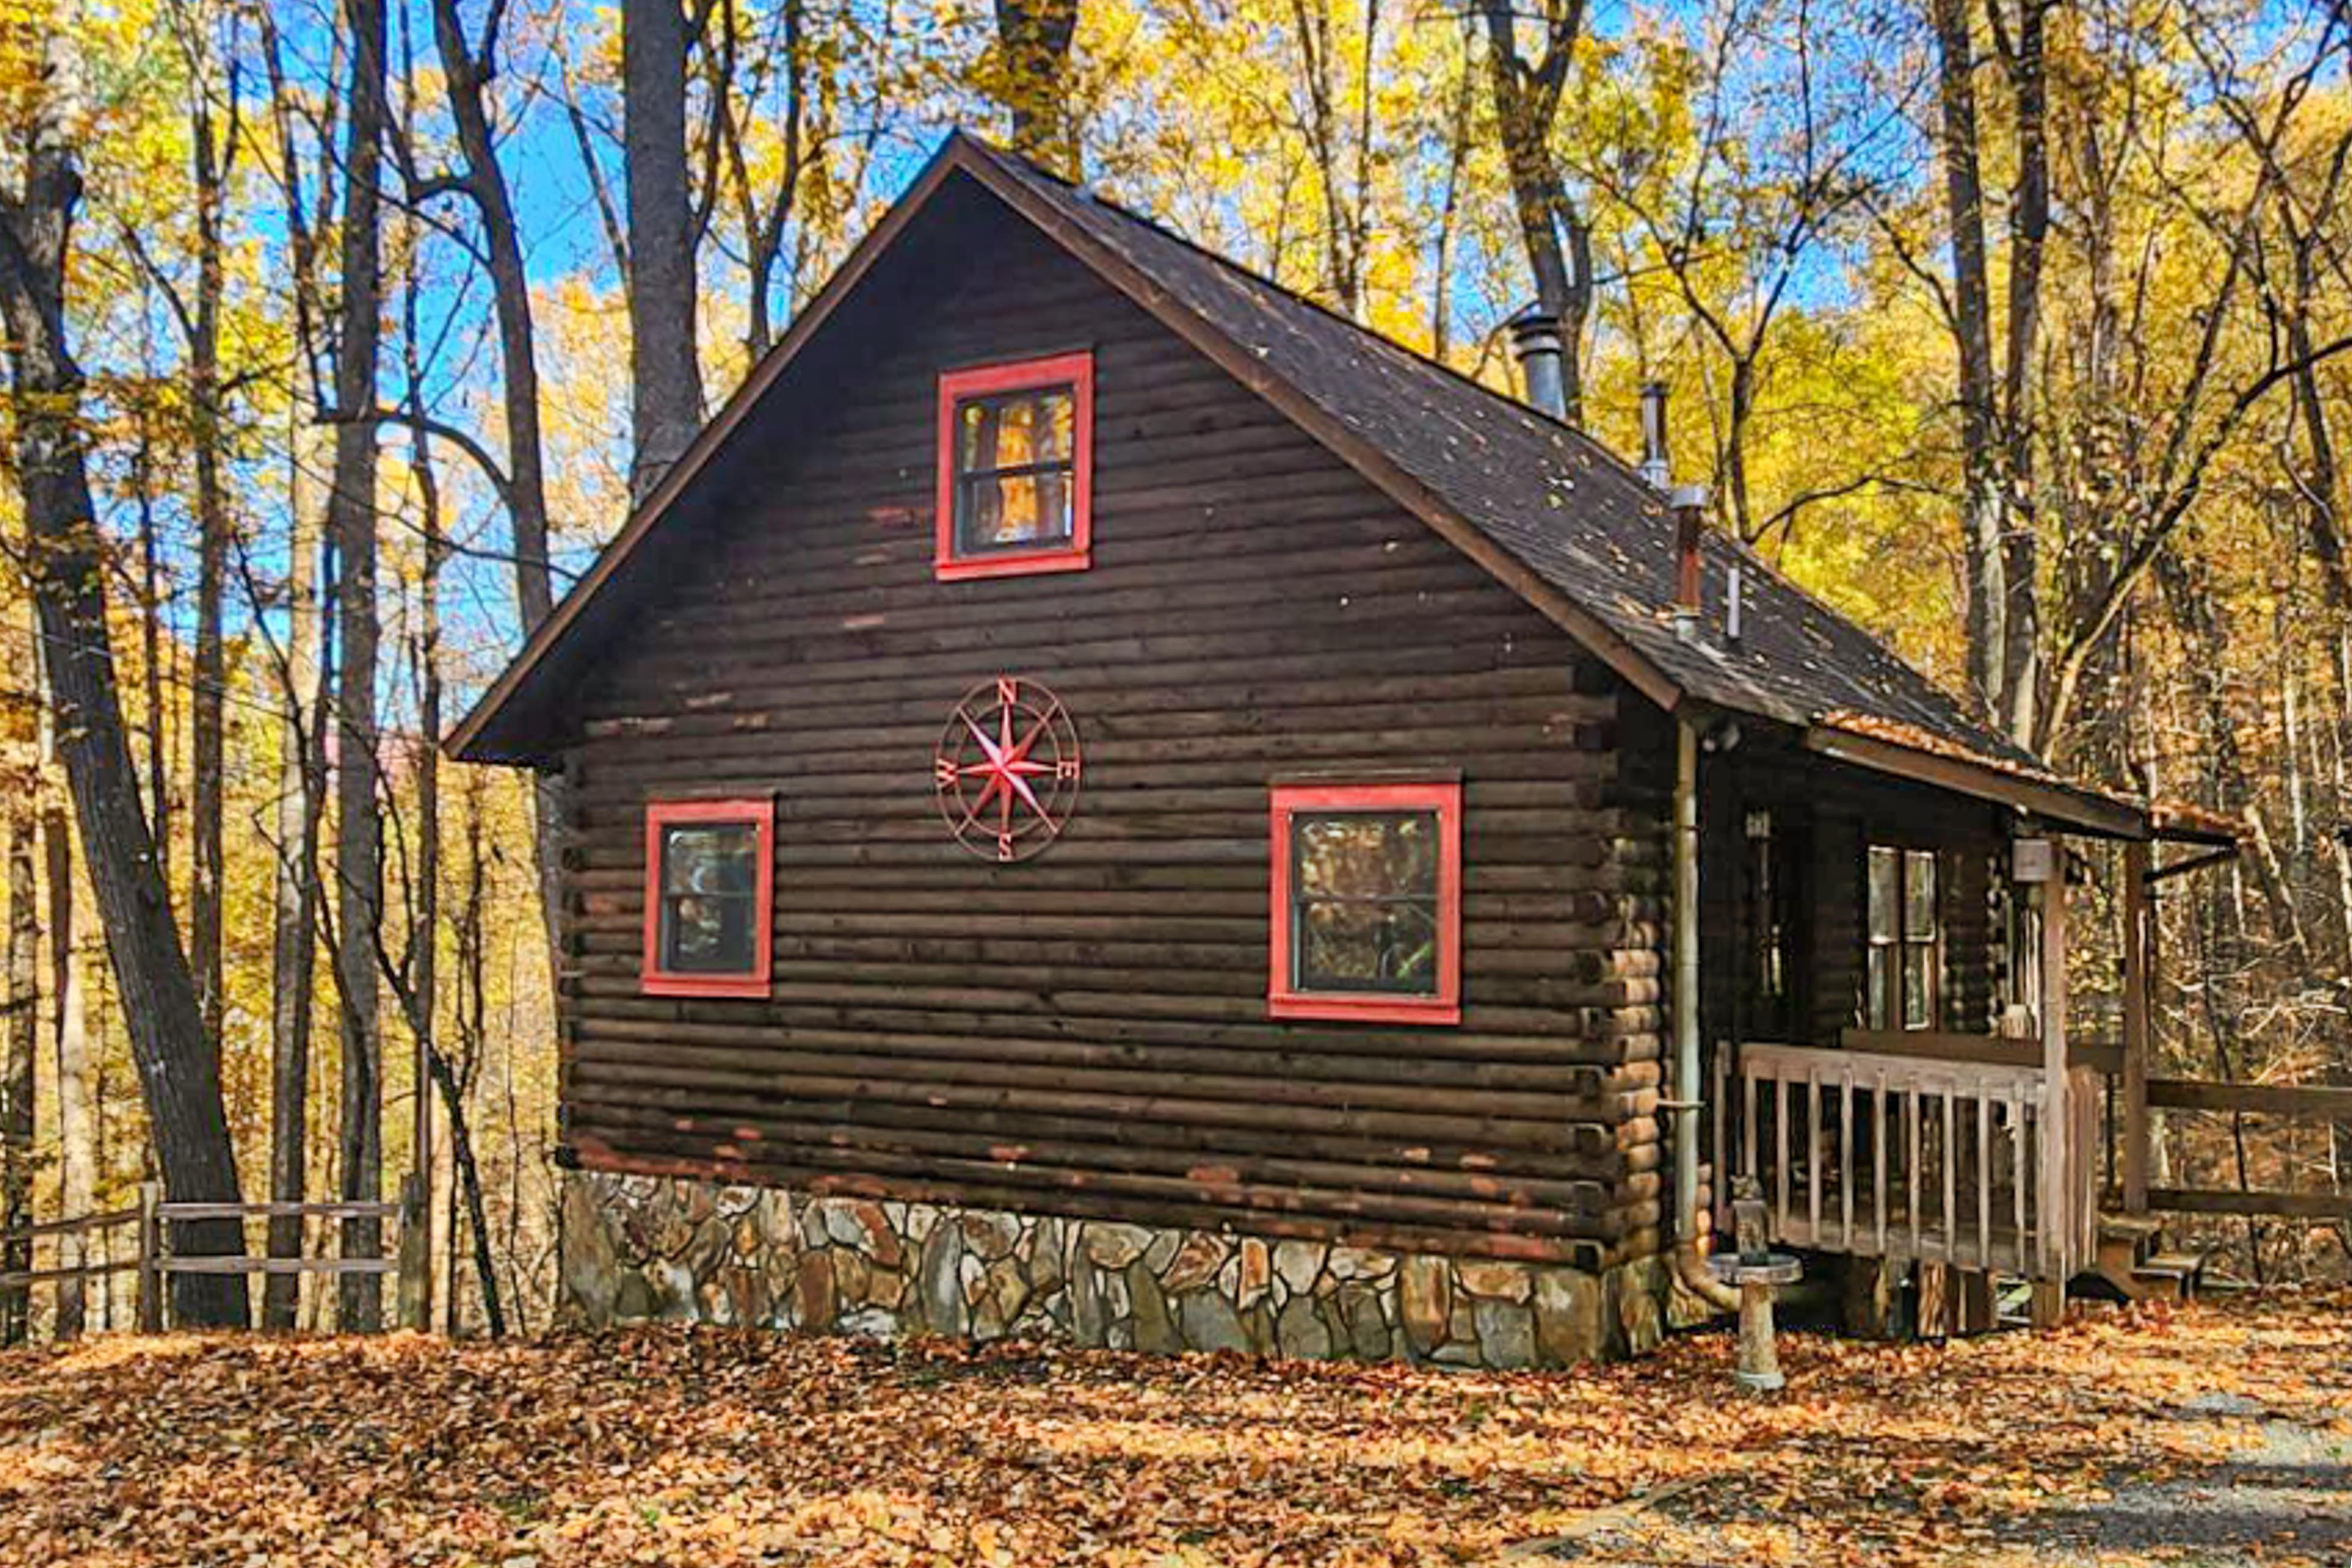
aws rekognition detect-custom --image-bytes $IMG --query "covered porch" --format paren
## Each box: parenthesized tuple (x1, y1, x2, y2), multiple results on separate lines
(1689, 714, 2235, 1311)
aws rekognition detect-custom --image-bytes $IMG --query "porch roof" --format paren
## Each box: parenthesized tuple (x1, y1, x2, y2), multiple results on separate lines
(1803, 713, 2240, 845)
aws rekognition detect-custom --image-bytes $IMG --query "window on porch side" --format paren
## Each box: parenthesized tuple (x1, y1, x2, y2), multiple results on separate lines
(1865, 845, 1939, 1031)
(1744, 809, 1795, 1037)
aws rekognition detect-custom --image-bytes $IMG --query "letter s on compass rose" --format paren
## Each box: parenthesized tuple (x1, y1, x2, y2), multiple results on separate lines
(933, 676, 1082, 862)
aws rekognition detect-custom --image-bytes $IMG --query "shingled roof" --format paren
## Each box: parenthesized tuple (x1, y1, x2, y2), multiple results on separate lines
(450, 134, 2202, 841)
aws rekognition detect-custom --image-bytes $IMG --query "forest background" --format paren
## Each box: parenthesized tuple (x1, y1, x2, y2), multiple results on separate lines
(0, 0, 2341, 1335)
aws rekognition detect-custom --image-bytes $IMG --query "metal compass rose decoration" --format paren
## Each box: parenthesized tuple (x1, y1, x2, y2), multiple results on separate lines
(934, 676, 1083, 861)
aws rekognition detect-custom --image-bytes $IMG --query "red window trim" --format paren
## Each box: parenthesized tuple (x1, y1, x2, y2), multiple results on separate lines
(935, 351, 1095, 581)
(1268, 780, 1463, 1025)
(642, 797, 775, 999)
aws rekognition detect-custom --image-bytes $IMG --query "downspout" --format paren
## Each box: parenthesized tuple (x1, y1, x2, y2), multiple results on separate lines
(1673, 713, 1742, 1312)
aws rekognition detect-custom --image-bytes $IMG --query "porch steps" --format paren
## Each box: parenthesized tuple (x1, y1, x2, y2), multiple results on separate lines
(2081, 1214, 2207, 1303)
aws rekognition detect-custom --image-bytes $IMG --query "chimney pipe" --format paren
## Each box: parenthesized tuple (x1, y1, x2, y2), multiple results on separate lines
(1671, 483, 1708, 641)
(1640, 382, 1671, 490)
(1509, 311, 1566, 421)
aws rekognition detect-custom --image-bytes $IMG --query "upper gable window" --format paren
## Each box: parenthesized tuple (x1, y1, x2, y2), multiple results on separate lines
(643, 798, 775, 998)
(935, 351, 1094, 580)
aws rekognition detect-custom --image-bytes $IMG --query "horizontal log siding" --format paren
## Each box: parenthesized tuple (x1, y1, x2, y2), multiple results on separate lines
(553, 203, 1664, 1268)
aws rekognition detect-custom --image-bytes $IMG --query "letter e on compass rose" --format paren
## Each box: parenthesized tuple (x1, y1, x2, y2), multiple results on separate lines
(933, 676, 1082, 861)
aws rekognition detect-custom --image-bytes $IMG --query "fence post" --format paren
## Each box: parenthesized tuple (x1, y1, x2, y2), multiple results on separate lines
(136, 1181, 163, 1333)
(2122, 839, 2152, 1214)
(396, 1171, 430, 1333)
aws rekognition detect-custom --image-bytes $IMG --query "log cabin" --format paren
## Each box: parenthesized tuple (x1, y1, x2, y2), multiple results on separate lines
(449, 133, 2234, 1363)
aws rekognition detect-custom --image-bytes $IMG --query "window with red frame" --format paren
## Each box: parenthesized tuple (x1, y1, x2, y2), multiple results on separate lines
(1269, 781, 1461, 1024)
(935, 351, 1094, 580)
(642, 798, 774, 998)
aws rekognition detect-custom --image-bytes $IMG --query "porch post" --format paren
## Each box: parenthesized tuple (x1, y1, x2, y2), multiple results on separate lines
(2037, 863, 2069, 1286)
(2121, 840, 2151, 1214)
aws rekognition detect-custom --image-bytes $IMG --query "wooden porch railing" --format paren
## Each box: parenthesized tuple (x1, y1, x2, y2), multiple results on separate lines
(1714, 1039, 2100, 1282)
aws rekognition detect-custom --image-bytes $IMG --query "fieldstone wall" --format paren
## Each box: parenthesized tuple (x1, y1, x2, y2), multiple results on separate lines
(559, 1170, 1689, 1367)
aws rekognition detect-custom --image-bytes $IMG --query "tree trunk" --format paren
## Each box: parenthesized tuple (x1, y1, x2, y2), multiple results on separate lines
(406, 262, 444, 1326)
(426, 1041, 506, 1337)
(720, 0, 805, 363)
(265, 418, 326, 1331)
(259, 0, 336, 1335)
(1931, 0, 2014, 735)
(1993, 0, 2048, 745)
(1475, 0, 1589, 426)
(0, 15, 248, 1326)
(992, 0, 1080, 169)
(388, 344, 500, 1332)
(453, 779, 487, 1333)
(46, 804, 91, 1340)
(3, 797, 35, 1346)
(2158, 552, 2311, 971)
(331, 0, 388, 1333)
(188, 56, 232, 1062)
(1288, 0, 1364, 316)
(427, 0, 568, 999)
(1428, 58, 1475, 359)
(134, 421, 169, 888)
(624, 0, 704, 503)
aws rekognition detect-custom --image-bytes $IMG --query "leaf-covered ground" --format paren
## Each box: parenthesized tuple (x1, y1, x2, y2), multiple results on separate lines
(0, 1291, 2345, 1567)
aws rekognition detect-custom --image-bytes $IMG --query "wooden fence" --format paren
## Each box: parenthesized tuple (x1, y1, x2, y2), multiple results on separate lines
(2127, 1078, 2352, 1223)
(0, 1173, 429, 1338)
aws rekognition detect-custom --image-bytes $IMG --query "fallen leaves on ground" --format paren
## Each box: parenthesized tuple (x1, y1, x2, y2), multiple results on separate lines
(0, 1289, 2344, 1566)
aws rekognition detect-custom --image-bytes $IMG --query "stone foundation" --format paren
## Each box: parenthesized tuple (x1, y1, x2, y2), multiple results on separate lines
(559, 1170, 1694, 1367)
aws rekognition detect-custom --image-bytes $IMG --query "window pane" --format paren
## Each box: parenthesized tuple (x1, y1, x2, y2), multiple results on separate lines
(1902, 945, 1934, 1030)
(1867, 846, 1899, 940)
(1295, 811, 1439, 899)
(1288, 808, 1445, 997)
(662, 823, 757, 894)
(661, 894, 757, 974)
(1750, 836, 1780, 999)
(658, 823, 760, 975)
(958, 471, 1072, 552)
(957, 398, 1002, 471)
(1296, 898, 1440, 993)
(1905, 851, 1938, 939)
(1865, 946, 1890, 1029)
(958, 388, 1071, 470)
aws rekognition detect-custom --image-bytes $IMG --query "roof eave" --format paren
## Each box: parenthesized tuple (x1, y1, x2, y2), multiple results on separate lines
(1803, 723, 2149, 840)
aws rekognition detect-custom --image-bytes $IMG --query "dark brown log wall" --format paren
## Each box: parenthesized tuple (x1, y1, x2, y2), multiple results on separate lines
(549, 192, 1666, 1269)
